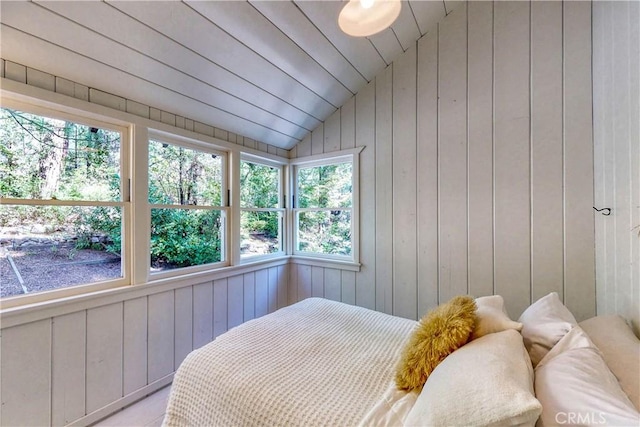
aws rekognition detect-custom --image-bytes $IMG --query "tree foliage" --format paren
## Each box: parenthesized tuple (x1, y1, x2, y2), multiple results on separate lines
(296, 163, 352, 255)
(1, 108, 355, 270)
(240, 160, 280, 244)
(148, 140, 223, 268)
(0, 108, 120, 201)
(0, 108, 121, 248)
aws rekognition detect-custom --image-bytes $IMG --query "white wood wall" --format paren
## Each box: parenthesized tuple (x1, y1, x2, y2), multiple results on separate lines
(0, 59, 292, 426)
(291, 0, 596, 321)
(593, 1, 640, 335)
(0, 59, 290, 158)
(0, 263, 288, 426)
(0, 2, 602, 425)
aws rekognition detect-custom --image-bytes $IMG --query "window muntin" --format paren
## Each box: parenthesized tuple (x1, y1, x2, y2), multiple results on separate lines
(148, 139, 227, 273)
(240, 159, 283, 258)
(293, 159, 354, 259)
(0, 107, 127, 300)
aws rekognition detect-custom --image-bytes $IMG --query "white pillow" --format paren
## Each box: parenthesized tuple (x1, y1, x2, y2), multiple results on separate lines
(580, 315, 640, 411)
(357, 382, 418, 427)
(404, 330, 541, 427)
(472, 295, 523, 340)
(535, 326, 640, 427)
(518, 292, 577, 366)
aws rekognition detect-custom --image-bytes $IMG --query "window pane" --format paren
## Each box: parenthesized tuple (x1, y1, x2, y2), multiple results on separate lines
(150, 208, 223, 271)
(240, 211, 281, 256)
(297, 162, 352, 208)
(0, 204, 122, 298)
(149, 140, 222, 206)
(240, 160, 279, 208)
(297, 210, 351, 255)
(0, 108, 121, 201)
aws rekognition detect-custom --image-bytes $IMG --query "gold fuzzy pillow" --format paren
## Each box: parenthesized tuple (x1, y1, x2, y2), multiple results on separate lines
(395, 295, 477, 391)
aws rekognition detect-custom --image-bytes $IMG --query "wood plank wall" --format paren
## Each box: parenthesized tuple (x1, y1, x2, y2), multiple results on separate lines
(0, 264, 289, 426)
(290, 0, 596, 321)
(0, 59, 290, 158)
(0, 61, 292, 426)
(593, 1, 640, 335)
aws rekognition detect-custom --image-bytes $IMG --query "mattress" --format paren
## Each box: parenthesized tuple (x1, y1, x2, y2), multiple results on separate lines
(162, 298, 416, 427)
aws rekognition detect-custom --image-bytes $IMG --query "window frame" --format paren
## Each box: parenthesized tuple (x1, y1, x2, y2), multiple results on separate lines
(290, 148, 362, 267)
(146, 132, 230, 280)
(0, 98, 132, 308)
(239, 154, 286, 262)
(0, 84, 363, 311)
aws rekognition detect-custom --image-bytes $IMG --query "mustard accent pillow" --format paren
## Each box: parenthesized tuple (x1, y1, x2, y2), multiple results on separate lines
(395, 295, 477, 391)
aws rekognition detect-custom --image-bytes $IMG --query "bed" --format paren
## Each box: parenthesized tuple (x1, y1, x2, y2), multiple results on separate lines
(163, 298, 416, 426)
(162, 295, 640, 427)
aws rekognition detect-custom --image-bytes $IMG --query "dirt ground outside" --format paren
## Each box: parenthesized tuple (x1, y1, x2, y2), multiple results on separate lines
(0, 245, 121, 298)
(1, 233, 277, 299)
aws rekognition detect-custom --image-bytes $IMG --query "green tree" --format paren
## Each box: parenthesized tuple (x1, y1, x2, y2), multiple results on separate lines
(296, 162, 352, 255)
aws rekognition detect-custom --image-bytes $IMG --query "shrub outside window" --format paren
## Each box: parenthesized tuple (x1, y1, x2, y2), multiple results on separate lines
(0, 106, 128, 300)
(293, 156, 356, 261)
(148, 138, 227, 273)
(240, 158, 284, 259)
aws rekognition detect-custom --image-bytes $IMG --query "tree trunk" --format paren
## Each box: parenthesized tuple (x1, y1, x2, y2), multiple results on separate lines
(38, 133, 68, 199)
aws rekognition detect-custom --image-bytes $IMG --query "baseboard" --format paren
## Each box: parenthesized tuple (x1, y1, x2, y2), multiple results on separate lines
(67, 374, 174, 427)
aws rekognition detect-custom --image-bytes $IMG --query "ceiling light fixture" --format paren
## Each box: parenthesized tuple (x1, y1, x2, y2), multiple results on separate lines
(338, 0, 402, 37)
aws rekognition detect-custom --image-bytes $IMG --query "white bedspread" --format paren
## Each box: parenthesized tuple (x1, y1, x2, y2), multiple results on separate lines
(163, 298, 416, 427)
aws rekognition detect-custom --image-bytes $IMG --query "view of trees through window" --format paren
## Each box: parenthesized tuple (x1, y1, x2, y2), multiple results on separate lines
(0, 108, 123, 298)
(0, 106, 357, 300)
(240, 160, 281, 257)
(296, 162, 352, 256)
(148, 140, 224, 271)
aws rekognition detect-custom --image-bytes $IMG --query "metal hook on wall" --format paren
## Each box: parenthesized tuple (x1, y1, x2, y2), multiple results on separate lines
(593, 207, 612, 216)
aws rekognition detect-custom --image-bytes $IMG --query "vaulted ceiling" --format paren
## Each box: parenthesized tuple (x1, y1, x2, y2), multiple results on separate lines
(0, 1, 457, 149)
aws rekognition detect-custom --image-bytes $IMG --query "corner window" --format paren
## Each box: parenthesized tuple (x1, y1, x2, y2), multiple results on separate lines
(0, 106, 128, 299)
(148, 139, 227, 273)
(240, 158, 284, 259)
(292, 151, 359, 262)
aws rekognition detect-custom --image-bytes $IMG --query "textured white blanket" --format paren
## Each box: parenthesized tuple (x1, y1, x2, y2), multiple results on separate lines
(163, 298, 416, 427)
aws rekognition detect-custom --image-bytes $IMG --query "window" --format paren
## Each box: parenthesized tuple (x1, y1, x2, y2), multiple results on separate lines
(292, 153, 359, 262)
(240, 157, 284, 259)
(0, 106, 128, 299)
(0, 88, 362, 307)
(148, 138, 227, 273)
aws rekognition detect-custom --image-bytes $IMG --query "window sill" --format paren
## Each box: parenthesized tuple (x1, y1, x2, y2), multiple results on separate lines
(289, 256, 361, 272)
(1, 255, 359, 327)
(1, 256, 290, 328)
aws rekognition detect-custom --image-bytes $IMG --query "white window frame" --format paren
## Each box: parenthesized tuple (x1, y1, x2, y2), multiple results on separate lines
(239, 154, 286, 262)
(0, 82, 364, 311)
(146, 132, 230, 280)
(0, 99, 131, 309)
(289, 148, 362, 269)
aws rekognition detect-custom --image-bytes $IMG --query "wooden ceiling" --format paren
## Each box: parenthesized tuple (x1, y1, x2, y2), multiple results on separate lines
(0, 1, 458, 149)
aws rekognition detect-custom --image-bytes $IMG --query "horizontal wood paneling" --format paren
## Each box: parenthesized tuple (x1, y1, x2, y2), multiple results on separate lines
(1, 0, 445, 149)
(0, 263, 287, 426)
(593, 1, 640, 335)
(290, 0, 595, 322)
(0, 59, 283, 156)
